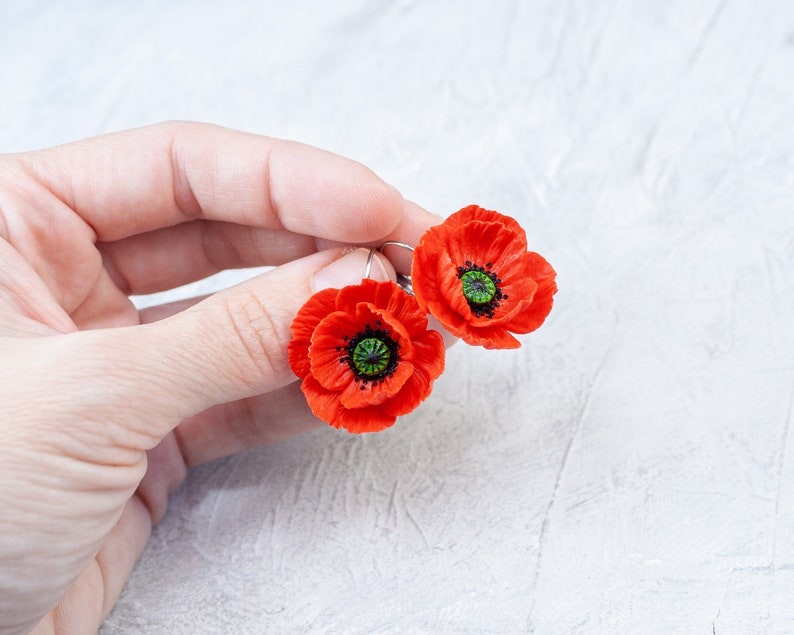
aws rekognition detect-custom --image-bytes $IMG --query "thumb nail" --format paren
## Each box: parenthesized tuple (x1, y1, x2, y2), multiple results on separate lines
(311, 248, 393, 292)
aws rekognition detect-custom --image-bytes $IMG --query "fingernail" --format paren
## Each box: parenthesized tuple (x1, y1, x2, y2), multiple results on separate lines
(312, 248, 392, 292)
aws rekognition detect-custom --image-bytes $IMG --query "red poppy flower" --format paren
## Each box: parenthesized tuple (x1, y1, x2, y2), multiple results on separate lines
(288, 279, 446, 433)
(412, 205, 557, 349)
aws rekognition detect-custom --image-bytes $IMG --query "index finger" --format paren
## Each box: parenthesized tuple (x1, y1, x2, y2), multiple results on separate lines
(19, 121, 405, 243)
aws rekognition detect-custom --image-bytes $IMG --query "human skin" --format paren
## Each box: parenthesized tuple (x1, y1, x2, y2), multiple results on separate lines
(0, 122, 438, 634)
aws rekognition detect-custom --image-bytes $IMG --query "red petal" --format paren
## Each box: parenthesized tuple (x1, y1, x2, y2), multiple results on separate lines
(426, 298, 471, 338)
(412, 234, 445, 314)
(526, 250, 558, 286)
(436, 229, 535, 326)
(503, 252, 558, 334)
(301, 375, 396, 433)
(412, 329, 446, 382)
(288, 288, 338, 379)
(383, 330, 445, 416)
(413, 206, 530, 324)
(425, 300, 522, 348)
(437, 251, 473, 319)
(447, 220, 527, 275)
(383, 372, 429, 417)
(307, 311, 359, 390)
(337, 279, 428, 337)
(355, 303, 415, 361)
(300, 374, 340, 423)
(483, 276, 538, 326)
(411, 205, 556, 350)
(424, 257, 525, 349)
(339, 361, 413, 409)
(461, 325, 521, 349)
(334, 405, 398, 433)
(442, 205, 527, 240)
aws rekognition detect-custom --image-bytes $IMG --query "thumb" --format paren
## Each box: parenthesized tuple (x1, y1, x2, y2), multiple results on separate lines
(168, 247, 396, 406)
(44, 248, 394, 449)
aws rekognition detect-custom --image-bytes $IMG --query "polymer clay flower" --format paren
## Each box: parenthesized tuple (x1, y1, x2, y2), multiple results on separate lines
(288, 278, 445, 433)
(412, 205, 557, 349)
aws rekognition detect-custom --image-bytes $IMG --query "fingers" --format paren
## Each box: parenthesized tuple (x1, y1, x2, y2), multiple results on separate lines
(98, 221, 317, 296)
(174, 381, 323, 467)
(135, 433, 188, 524)
(22, 122, 404, 243)
(160, 248, 394, 413)
(314, 200, 442, 267)
(380, 199, 445, 272)
(137, 295, 208, 324)
(51, 248, 394, 448)
(31, 495, 153, 635)
(94, 496, 152, 620)
(121, 202, 443, 328)
(98, 200, 442, 297)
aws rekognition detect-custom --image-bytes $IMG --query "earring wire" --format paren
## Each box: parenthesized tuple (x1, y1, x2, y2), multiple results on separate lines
(365, 241, 415, 295)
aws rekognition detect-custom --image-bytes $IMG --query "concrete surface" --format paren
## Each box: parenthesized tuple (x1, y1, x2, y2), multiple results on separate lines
(2, 1, 794, 632)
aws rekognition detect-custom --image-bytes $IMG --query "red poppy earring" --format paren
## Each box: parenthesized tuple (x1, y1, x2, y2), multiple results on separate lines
(288, 245, 445, 434)
(288, 204, 557, 434)
(411, 205, 558, 350)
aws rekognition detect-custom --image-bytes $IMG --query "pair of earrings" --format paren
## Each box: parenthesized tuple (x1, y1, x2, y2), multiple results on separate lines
(287, 205, 558, 434)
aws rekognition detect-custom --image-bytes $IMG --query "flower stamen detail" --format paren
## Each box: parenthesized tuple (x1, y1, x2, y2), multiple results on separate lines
(353, 338, 390, 376)
(457, 262, 503, 318)
(342, 326, 400, 387)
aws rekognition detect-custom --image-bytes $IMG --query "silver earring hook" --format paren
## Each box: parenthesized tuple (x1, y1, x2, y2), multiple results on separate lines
(364, 241, 415, 295)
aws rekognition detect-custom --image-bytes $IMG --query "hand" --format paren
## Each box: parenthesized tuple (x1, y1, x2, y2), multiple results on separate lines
(0, 122, 437, 635)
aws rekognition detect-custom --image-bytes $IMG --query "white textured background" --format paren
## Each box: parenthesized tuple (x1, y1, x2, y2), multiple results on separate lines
(3, 1, 794, 633)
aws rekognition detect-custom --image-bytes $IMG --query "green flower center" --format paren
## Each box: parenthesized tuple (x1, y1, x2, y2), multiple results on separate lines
(339, 321, 400, 388)
(460, 270, 497, 305)
(457, 261, 507, 319)
(352, 337, 391, 376)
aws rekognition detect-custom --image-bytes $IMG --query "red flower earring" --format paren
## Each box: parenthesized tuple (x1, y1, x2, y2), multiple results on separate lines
(411, 205, 557, 349)
(288, 205, 557, 434)
(288, 251, 445, 434)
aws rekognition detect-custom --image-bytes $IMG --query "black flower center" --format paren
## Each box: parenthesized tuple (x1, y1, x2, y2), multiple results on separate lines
(457, 261, 508, 319)
(339, 321, 400, 388)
